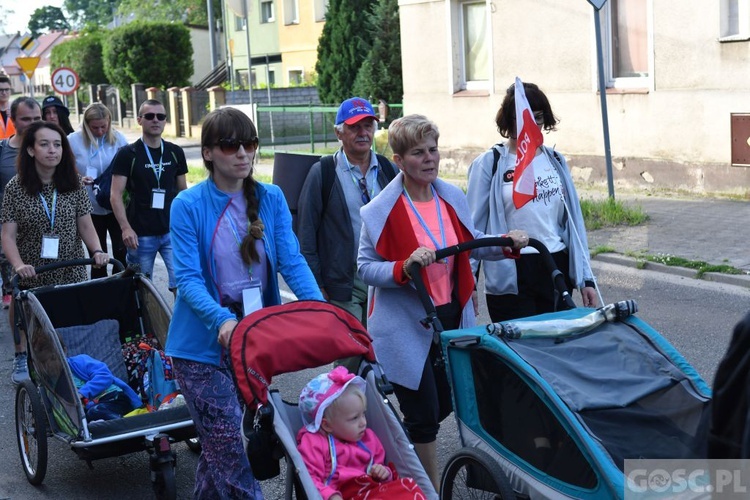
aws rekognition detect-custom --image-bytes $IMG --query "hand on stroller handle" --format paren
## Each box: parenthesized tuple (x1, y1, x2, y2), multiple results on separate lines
(10, 258, 126, 291)
(407, 237, 577, 336)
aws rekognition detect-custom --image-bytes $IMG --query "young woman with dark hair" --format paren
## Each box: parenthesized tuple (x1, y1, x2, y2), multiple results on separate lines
(2, 121, 108, 384)
(165, 107, 322, 498)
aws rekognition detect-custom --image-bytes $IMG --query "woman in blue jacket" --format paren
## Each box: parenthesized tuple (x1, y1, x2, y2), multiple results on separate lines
(166, 107, 322, 499)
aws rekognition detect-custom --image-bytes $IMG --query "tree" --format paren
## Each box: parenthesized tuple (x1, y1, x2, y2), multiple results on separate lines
(50, 29, 107, 84)
(64, 0, 120, 29)
(351, 0, 403, 109)
(102, 21, 193, 95)
(29, 6, 71, 36)
(315, 0, 373, 105)
(0, 7, 15, 35)
(116, 0, 221, 27)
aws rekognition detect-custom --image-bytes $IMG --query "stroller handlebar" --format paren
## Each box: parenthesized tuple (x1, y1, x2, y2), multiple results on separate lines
(408, 237, 577, 339)
(10, 258, 127, 291)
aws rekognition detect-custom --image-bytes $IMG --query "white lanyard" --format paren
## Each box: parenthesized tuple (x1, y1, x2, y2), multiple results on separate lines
(143, 140, 164, 189)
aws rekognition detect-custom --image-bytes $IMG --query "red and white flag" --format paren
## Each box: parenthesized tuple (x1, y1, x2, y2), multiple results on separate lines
(512, 77, 544, 209)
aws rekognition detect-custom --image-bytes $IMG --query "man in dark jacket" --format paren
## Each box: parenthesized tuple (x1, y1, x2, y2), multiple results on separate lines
(297, 97, 396, 327)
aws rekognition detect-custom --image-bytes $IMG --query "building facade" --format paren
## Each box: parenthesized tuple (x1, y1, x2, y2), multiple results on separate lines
(398, 0, 750, 195)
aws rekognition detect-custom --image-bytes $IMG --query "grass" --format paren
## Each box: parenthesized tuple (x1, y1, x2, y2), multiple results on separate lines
(580, 197, 649, 230)
(583, 199, 746, 277)
(624, 251, 746, 277)
(186, 163, 271, 186)
(590, 245, 616, 258)
(187, 164, 208, 185)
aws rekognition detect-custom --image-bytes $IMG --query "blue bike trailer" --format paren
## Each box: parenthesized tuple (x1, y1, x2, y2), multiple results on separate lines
(441, 306, 711, 500)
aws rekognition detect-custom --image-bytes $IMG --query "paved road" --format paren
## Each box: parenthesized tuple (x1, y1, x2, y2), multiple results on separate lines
(2, 257, 747, 499)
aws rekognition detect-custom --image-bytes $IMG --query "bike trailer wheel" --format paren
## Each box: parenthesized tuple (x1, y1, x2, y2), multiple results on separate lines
(441, 447, 516, 499)
(15, 379, 49, 485)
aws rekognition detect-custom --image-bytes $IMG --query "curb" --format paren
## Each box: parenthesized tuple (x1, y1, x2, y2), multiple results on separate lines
(591, 253, 750, 289)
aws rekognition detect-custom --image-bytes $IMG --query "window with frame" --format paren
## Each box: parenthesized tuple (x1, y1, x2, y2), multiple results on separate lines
(720, 0, 750, 40)
(267, 70, 276, 86)
(288, 69, 303, 85)
(284, 0, 299, 25)
(597, 0, 650, 89)
(261, 0, 275, 23)
(450, 0, 489, 92)
(235, 14, 246, 31)
(313, 0, 328, 22)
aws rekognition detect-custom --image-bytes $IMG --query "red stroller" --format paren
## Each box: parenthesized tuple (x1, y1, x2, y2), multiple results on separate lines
(229, 300, 438, 499)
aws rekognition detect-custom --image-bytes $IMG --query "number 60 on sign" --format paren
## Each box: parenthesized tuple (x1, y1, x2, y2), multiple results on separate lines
(51, 67, 80, 95)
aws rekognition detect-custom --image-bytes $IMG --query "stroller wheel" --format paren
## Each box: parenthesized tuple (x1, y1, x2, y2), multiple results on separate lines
(152, 459, 177, 499)
(441, 447, 516, 500)
(15, 380, 49, 486)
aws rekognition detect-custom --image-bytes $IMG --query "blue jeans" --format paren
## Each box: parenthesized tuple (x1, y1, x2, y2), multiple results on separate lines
(127, 233, 176, 290)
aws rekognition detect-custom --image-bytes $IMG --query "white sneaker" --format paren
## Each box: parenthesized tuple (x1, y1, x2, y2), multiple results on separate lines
(11, 352, 29, 385)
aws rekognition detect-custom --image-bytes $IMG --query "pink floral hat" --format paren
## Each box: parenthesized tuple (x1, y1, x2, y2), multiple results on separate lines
(299, 366, 367, 433)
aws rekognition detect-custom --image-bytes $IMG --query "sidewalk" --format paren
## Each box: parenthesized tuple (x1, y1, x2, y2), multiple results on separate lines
(583, 192, 750, 288)
(113, 120, 750, 289)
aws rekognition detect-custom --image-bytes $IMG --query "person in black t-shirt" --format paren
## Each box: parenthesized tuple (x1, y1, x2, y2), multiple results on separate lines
(110, 99, 187, 294)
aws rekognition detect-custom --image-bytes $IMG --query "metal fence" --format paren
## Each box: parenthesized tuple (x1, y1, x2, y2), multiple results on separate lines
(190, 90, 210, 126)
(256, 103, 404, 152)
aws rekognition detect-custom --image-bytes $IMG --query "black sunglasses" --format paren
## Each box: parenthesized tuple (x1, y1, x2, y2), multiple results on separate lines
(357, 177, 371, 204)
(216, 137, 260, 154)
(141, 112, 167, 121)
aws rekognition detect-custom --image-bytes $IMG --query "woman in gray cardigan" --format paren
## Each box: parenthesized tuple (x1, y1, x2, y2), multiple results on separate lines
(357, 114, 526, 489)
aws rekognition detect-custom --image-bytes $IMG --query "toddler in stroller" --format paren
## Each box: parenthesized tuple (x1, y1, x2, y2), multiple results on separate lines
(297, 366, 425, 499)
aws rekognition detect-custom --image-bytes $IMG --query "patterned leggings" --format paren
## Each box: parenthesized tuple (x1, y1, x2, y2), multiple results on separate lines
(173, 354, 264, 499)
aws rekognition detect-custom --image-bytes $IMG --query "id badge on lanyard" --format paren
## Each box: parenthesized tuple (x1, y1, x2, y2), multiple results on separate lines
(144, 141, 165, 209)
(41, 235, 60, 259)
(39, 189, 59, 259)
(151, 189, 166, 209)
(241, 282, 263, 317)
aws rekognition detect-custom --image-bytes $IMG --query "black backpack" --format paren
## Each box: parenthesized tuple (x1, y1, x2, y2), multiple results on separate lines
(708, 311, 750, 458)
(93, 143, 178, 211)
(319, 153, 397, 216)
(490, 143, 563, 177)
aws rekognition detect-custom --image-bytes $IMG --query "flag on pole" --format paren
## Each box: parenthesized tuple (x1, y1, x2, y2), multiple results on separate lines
(512, 77, 544, 209)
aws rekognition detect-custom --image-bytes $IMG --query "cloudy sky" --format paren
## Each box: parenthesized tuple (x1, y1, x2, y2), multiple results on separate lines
(4, 0, 65, 35)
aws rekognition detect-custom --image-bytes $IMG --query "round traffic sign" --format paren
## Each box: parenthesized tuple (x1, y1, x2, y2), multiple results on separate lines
(50, 67, 80, 95)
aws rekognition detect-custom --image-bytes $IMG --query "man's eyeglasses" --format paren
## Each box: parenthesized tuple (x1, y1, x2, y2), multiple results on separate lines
(140, 112, 167, 121)
(357, 177, 371, 204)
(0, 88, 11, 93)
(216, 137, 260, 155)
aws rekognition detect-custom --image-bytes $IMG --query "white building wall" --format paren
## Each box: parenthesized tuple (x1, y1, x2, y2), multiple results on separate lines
(398, 0, 750, 193)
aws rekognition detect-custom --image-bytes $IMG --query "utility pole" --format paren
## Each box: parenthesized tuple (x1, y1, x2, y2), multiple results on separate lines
(242, 0, 253, 108)
(207, 0, 217, 66)
(587, 0, 615, 199)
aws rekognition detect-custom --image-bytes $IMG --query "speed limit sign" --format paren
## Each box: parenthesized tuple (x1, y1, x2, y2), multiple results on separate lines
(50, 67, 80, 95)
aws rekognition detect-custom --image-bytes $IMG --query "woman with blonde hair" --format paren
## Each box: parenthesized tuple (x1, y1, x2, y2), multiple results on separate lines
(68, 103, 129, 277)
(357, 114, 527, 488)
